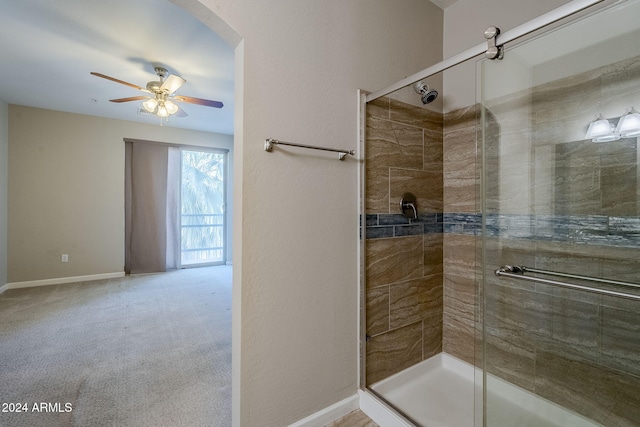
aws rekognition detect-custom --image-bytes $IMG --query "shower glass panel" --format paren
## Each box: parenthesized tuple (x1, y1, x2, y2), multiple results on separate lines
(362, 72, 452, 426)
(479, 1, 640, 425)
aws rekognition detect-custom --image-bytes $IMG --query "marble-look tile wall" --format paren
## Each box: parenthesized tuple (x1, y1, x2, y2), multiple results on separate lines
(480, 55, 640, 426)
(442, 106, 481, 365)
(364, 97, 443, 385)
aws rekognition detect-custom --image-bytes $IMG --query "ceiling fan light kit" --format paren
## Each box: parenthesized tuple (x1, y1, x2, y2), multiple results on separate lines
(90, 66, 223, 123)
(142, 93, 179, 117)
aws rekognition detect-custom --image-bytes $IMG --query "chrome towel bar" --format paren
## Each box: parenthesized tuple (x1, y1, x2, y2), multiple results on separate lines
(495, 265, 640, 301)
(264, 138, 355, 161)
(519, 265, 640, 290)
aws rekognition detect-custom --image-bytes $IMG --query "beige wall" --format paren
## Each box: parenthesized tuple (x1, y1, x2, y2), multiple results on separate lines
(442, 0, 571, 112)
(0, 100, 7, 287)
(8, 105, 233, 283)
(443, 0, 571, 56)
(175, 0, 443, 425)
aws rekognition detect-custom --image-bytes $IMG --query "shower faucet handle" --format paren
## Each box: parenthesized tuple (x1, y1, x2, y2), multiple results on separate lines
(400, 193, 418, 219)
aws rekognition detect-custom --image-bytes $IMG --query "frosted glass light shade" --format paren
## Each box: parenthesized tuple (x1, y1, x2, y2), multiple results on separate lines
(615, 109, 640, 138)
(143, 98, 158, 112)
(585, 115, 619, 142)
(157, 102, 169, 117)
(165, 100, 178, 115)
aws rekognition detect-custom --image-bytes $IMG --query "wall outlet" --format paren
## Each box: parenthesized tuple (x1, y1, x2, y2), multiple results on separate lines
(61, 254, 69, 263)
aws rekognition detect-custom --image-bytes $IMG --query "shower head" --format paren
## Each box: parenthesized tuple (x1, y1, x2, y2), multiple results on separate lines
(413, 81, 438, 105)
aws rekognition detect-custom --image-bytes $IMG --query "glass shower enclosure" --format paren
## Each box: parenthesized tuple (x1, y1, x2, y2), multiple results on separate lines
(480, 1, 640, 425)
(360, 0, 640, 425)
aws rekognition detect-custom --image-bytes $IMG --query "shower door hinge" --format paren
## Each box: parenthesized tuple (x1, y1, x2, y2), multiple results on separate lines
(484, 26, 504, 60)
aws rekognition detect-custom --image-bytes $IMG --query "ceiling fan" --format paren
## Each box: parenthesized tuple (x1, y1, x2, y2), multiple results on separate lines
(90, 66, 223, 118)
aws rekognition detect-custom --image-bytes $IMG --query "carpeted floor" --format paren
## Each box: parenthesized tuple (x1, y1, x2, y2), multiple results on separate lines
(0, 266, 232, 427)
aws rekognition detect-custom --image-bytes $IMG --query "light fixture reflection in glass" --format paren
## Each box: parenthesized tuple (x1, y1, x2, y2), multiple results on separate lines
(615, 108, 640, 138)
(585, 114, 620, 143)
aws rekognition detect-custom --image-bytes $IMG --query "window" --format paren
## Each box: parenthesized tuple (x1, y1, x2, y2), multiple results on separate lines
(180, 149, 227, 266)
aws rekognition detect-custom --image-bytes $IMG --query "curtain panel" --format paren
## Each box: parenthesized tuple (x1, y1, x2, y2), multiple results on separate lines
(124, 140, 179, 274)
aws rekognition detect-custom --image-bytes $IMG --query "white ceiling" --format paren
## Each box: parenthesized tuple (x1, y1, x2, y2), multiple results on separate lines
(0, 0, 235, 135)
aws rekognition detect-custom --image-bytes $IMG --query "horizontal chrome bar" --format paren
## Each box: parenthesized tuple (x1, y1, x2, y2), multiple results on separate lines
(365, 0, 604, 102)
(495, 265, 640, 301)
(264, 138, 355, 161)
(522, 266, 640, 290)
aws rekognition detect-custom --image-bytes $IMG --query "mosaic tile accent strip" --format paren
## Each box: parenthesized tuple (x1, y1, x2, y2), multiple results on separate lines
(364, 213, 442, 239)
(363, 213, 640, 248)
(443, 213, 482, 235)
(485, 214, 640, 248)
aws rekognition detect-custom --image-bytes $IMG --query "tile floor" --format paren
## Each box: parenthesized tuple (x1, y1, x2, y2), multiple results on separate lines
(325, 410, 379, 427)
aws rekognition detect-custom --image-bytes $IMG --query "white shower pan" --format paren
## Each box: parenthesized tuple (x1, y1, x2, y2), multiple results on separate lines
(362, 353, 600, 427)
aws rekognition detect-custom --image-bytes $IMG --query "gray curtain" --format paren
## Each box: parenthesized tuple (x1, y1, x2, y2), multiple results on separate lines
(124, 140, 179, 274)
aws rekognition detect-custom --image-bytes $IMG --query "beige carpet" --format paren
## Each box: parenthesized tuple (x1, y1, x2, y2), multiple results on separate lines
(0, 266, 232, 427)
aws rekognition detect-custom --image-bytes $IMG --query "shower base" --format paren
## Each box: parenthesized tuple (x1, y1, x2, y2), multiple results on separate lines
(363, 353, 599, 427)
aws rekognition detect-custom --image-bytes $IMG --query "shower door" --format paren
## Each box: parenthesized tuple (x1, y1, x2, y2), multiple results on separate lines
(479, 1, 640, 425)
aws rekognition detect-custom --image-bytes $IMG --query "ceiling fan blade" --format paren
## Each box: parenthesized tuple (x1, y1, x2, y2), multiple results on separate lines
(109, 96, 149, 103)
(173, 95, 223, 108)
(174, 106, 188, 117)
(161, 74, 186, 95)
(91, 72, 150, 93)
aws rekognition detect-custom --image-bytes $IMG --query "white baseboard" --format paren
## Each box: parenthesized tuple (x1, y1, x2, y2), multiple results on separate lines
(3, 272, 125, 292)
(288, 394, 359, 427)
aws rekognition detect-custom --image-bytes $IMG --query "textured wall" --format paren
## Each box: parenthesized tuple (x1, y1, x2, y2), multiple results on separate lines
(174, 1, 445, 425)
